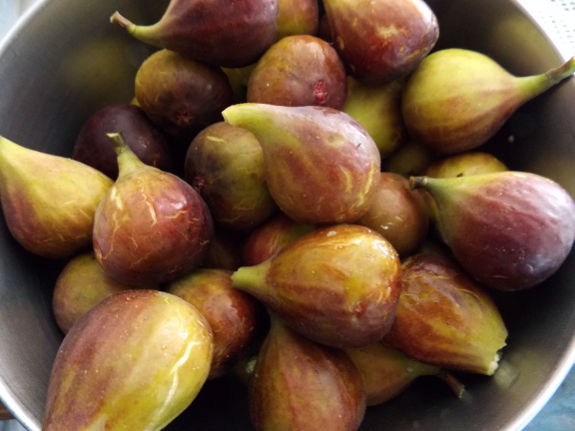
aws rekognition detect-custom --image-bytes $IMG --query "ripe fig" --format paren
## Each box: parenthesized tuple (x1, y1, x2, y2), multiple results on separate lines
(247, 35, 347, 109)
(411, 172, 575, 291)
(185, 122, 277, 230)
(42, 290, 213, 431)
(276, 0, 319, 40)
(232, 224, 402, 348)
(72, 103, 172, 179)
(0, 135, 113, 259)
(383, 253, 508, 375)
(249, 313, 366, 431)
(402, 50, 575, 154)
(111, 0, 279, 68)
(223, 104, 381, 225)
(381, 139, 436, 177)
(425, 151, 508, 178)
(93, 133, 213, 286)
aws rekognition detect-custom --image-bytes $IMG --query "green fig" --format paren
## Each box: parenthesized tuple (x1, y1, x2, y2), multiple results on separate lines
(249, 313, 366, 431)
(222, 104, 381, 225)
(402, 49, 575, 154)
(410, 172, 575, 291)
(381, 139, 436, 177)
(424, 151, 508, 178)
(275, 0, 319, 41)
(0, 136, 113, 259)
(383, 253, 508, 375)
(232, 224, 402, 348)
(110, 0, 279, 68)
(93, 132, 213, 286)
(42, 290, 213, 431)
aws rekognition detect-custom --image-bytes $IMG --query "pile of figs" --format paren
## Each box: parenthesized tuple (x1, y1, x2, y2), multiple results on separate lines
(0, 0, 574, 430)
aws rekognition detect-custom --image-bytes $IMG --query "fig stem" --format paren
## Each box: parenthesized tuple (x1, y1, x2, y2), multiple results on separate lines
(110, 12, 136, 34)
(545, 56, 575, 85)
(106, 132, 129, 156)
(107, 132, 144, 177)
(438, 370, 466, 398)
(409, 176, 429, 190)
(231, 260, 272, 300)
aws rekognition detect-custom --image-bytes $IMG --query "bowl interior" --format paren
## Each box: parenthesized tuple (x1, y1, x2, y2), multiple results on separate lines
(1, 0, 575, 430)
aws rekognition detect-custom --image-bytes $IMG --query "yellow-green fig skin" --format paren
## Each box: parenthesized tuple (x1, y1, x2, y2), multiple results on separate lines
(402, 50, 575, 155)
(0, 136, 113, 259)
(222, 104, 381, 225)
(275, 0, 319, 41)
(232, 224, 402, 349)
(42, 289, 213, 431)
(424, 151, 508, 178)
(383, 253, 508, 375)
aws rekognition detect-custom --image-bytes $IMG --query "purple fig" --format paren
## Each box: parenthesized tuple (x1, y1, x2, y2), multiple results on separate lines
(42, 290, 213, 431)
(383, 253, 508, 375)
(249, 313, 366, 431)
(0, 136, 113, 259)
(222, 104, 381, 225)
(411, 172, 575, 291)
(93, 132, 213, 286)
(110, 0, 279, 68)
(402, 50, 575, 154)
(232, 224, 402, 348)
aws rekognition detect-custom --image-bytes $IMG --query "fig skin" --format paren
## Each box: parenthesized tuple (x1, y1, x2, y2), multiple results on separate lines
(223, 104, 381, 225)
(93, 133, 214, 286)
(202, 229, 244, 271)
(381, 139, 436, 177)
(72, 103, 172, 179)
(167, 269, 262, 379)
(135, 49, 234, 142)
(0, 136, 113, 259)
(276, 0, 319, 40)
(383, 253, 508, 375)
(42, 290, 213, 431)
(232, 224, 402, 348)
(247, 35, 347, 110)
(424, 151, 508, 178)
(324, 0, 439, 86)
(185, 122, 278, 231)
(249, 314, 366, 431)
(52, 251, 141, 334)
(358, 172, 429, 257)
(412, 172, 575, 291)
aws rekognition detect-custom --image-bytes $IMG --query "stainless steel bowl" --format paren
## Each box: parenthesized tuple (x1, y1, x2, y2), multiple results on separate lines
(1, 0, 574, 430)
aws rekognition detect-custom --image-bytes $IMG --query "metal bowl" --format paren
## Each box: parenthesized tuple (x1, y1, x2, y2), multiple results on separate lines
(0, 0, 574, 430)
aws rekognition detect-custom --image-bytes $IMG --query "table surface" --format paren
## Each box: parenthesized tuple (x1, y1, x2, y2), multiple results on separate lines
(0, 0, 574, 430)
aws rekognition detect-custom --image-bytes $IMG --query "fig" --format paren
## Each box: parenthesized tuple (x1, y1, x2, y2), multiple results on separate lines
(402, 50, 575, 154)
(222, 104, 381, 225)
(42, 290, 213, 431)
(383, 253, 508, 375)
(222, 64, 257, 104)
(93, 132, 213, 286)
(276, 0, 319, 40)
(232, 224, 402, 348)
(424, 151, 509, 178)
(72, 103, 172, 179)
(323, 0, 439, 86)
(167, 269, 262, 379)
(410, 172, 575, 291)
(381, 139, 436, 177)
(111, 0, 279, 68)
(247, 35, 347, 109)
(185, 122, 277, 230)
(249, 313, 366, 431)
(0, 135, 113, 259)
(202, 229, 244, 271)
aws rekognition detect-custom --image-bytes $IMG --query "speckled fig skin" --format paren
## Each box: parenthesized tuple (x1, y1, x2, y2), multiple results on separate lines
(111, 0, 279, 68)
(232, 224, 402, 348)
(93, 133, 213, 286)
(249, 314, 366, 431)
(185, 122, 277, 230)
(247, 35, 347, 109)
(276, 0, 319, 40)
(0, 136, 113, 259)
(167, 268, 262, 379)
(223, 104, 381, 225)
(383, 253, 508, 375)
(42, 290, 213, 431)
(324, 0, 439, 86)
(411, 172, 575, 291)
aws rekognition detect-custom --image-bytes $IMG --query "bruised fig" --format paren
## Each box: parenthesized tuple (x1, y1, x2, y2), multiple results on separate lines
(111, 0, 279, 68)
(276, 0, 319, 40)
(167, 269, 262, 379)
(0, 136, 113, 259)
(383, 253, 508, 375)
(42, 290, 213, 431)
(249, 313, 366, 431)
(93, 132, 213, 286)
(223, 104, 381, 225)
(402, 50, 575, 154)
(232, 224, 402, 348)
(425, 151, 508, 178)
(411, 172, 575, 291)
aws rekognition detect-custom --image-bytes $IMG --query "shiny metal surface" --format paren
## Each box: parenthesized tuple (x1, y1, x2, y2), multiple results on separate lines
(0, 0, 575, 430)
